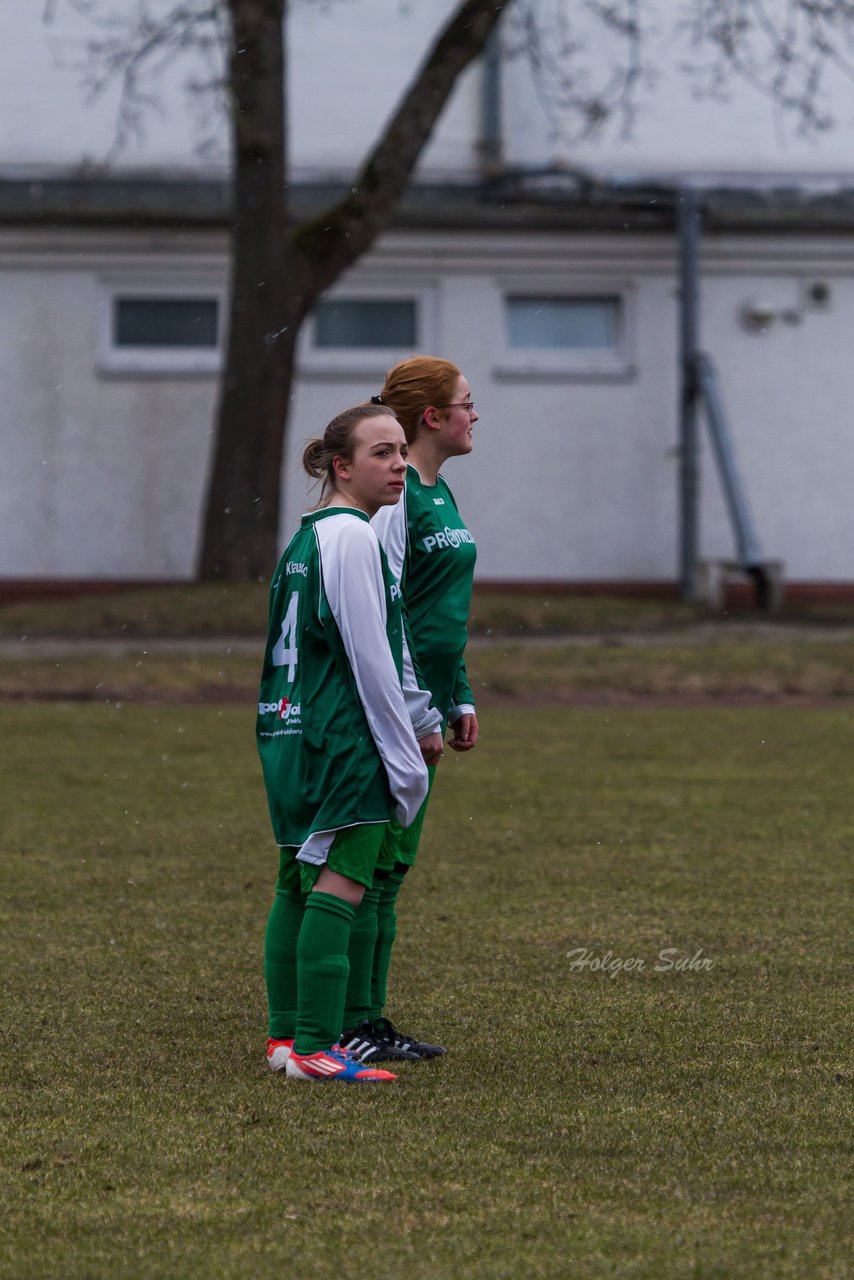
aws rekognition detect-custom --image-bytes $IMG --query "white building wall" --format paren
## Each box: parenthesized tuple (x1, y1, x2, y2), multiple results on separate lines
(696, 257, 854, 574)
(4, 1, 854, 183)
(3, 224, 853, 583)
(0, 2, 209, 173)
(0, 232, 224, 577)
(3, 2, 854, 584)
(0, 0, 482, 180)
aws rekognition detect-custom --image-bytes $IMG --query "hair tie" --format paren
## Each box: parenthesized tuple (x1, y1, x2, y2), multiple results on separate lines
(370, 394, 383, 405)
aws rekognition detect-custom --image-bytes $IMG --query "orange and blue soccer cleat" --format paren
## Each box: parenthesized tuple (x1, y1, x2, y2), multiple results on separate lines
(285, 1043, 397, 1083)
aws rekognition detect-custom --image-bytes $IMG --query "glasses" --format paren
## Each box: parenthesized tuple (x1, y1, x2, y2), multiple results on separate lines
(436, 401, 475, 415)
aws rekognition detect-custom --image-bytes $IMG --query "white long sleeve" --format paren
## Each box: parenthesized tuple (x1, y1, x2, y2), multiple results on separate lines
(372, 492, 408, 583)
(373, 492, 442, 739)
(315, 513, 428, 828)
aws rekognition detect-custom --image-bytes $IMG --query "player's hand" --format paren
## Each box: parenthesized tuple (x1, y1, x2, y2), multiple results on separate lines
(448, 712, 478, 752)
(418, 731, 444, 765)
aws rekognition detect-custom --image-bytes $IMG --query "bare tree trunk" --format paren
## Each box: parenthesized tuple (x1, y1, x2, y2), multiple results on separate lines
(198, 0, 292, 581)
(199, 0, 508, 581)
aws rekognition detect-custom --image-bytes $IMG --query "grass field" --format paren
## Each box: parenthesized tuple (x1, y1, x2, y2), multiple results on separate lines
(2, 688, 851, 1278)
(6, 586, 854, 708)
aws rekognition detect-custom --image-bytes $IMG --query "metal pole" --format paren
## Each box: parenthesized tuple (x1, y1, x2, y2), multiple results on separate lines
(479, 28, 503, 177)
(677, 189, 701, 600)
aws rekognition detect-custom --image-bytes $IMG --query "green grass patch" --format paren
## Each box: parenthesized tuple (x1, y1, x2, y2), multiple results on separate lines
(0, 583, 269, 640)
(468, 636, 854, 700)
(0, 583, 704, 641)
(5, 633, 854, 702)
(8, 583, 854, 641)
(0, 647, 261, 701)
(1, 704, 851, 1278)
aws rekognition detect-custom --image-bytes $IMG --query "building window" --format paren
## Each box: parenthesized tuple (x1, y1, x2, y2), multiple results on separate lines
(495, 286, 635, 381)
(114, 297, 219, 349)
(299, 288, 433, 377)
(313, 299, 417, 349)
(506, 295, 620, 350)
(98, 283, 225, 374)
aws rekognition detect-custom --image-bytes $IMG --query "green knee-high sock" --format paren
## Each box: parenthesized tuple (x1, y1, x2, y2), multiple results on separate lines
(370, 866, 407, 1020)
(264, 888, 305, 1039)
(264, 854, 306, 1040)
(342, 884, 380, 1029)
(295, 891, 356, 1055)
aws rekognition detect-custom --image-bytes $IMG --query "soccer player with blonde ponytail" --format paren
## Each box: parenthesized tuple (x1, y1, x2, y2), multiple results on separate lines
(258, 403, 442, 1084)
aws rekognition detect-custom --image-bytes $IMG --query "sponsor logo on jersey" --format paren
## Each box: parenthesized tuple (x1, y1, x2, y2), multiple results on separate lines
(258, 697, 302, 721)
(432, 497, 445, 505)
(286, 560, 308, 577)
(390, 583, 402, 602)
(422, 527, 475, 554)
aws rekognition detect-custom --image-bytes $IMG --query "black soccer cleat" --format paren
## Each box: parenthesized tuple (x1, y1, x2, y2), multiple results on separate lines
(339, 1018, 420, 1063)
(370, 1016, 446, 1059)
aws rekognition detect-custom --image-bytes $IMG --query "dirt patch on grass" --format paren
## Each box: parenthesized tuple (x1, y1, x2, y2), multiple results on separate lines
(5, 685, 854, 710)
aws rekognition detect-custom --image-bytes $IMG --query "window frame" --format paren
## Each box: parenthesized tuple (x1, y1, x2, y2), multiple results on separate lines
(97, 281, 226, 375)
(298, 285, 435, 377)
(493, 281, 636, 381)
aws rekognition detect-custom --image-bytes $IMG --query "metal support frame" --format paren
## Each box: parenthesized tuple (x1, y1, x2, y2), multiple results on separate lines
(677, 189, 778, 610)
(694, 354, 764, 570)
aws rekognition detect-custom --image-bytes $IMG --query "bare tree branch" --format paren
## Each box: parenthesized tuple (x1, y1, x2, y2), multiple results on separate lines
(505, 1, 654, 148)
(290, 0, 510, 308)
(681, 0, 854, 136)
(46, 1, 228, 162)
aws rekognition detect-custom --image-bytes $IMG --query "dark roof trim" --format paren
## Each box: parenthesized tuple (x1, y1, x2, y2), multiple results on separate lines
(3, 175, 854, 234)
(0, 178, 231, 229)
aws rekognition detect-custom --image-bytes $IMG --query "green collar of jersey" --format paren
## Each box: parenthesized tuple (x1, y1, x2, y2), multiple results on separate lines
(301, 506, 371, 528)
(407, 463, 444, 490)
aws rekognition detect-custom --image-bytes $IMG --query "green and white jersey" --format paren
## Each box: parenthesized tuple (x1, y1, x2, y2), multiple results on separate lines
(256, 507, 430, 867)
(372, 465, 476, 723)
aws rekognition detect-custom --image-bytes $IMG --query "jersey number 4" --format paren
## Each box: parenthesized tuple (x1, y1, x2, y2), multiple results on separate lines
(272, 591, 299, 681)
